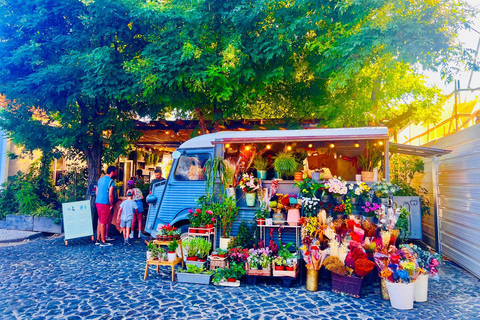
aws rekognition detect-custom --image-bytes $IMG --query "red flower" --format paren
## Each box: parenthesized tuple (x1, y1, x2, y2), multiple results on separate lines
(196, 208, 201, 214)
(193, 214, 197, 217)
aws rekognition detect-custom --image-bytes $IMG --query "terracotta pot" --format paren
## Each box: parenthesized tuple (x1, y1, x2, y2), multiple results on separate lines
(219, 254, 227, 258)
(198, 228, 206, 234)
(294, 172, 303, 181)
(361, 171, 374, 182)
(286, 266, 294, 271)
(198, 258, 207, 262)
(257, 219, 265, 226)
(187, 256, 198, 261)
(227, 278, 236, 283)
(212, 254, 218, 257)
(275, 265, 285, 271)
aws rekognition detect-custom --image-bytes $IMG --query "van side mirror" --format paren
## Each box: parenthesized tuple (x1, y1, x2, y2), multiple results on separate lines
(172, 151, 181, 159)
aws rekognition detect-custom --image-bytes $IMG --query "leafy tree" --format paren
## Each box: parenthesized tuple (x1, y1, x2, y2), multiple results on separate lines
(0, 0, 157, 191)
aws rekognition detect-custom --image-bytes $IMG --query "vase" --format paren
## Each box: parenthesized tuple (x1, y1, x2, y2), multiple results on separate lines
(351, 197, 358, 205)
(167, 252, 176, 262)
(219, 237, 231, 250)
(306, 269, 319, 292)
(380, 198, 392, 206)
(361, 171, 374, 182)
(257, 170, 267, 180)
(274, 171, 283, 180)
(321, 194, 330, 202)
(414, 274, 429, 302)
(272, 212, 285, 225)
(334, 195, 344, 204)
(386, 281, 415, 310)
(294, 172, 303, 181)
(380, 278, 390, 300)
(312, 171, 321, 181)
(226, 187, 236, 202)
(287, 208, 300, 226)
(146, 252, 152, 260)
(245, 192, 256, 207)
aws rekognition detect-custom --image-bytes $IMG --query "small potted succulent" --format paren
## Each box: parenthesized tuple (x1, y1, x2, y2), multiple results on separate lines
(254, 203, 269, 226)
(167, 239, 178, 262)
(218, 248, 228, 258)
(274, 257, 286, 271)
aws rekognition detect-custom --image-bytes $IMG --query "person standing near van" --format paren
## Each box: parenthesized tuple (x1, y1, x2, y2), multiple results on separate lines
(95, 166, 117, 246)
(149, 168, 165, 192)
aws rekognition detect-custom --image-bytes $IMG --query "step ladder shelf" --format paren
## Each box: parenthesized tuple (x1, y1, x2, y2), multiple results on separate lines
(145, 239, 185, 281)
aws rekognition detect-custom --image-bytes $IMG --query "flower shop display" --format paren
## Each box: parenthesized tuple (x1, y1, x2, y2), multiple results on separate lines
(273, 152, 298, 179)
(253, 156, 269, 180)
(177, 265, 214, 285)
(324, 177, 348, 203)
(358, 141, 382, 182)
(246, 247, 274, 276)
(167, 239, 178, 262)
(239, 173, 260, 206)
(372, 180, 399, 205)
(157, 224, 181, 240)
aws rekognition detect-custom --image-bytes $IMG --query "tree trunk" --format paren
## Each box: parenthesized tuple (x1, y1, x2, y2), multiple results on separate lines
(84, 133, 103, 199)
(195, 107, 208, 134)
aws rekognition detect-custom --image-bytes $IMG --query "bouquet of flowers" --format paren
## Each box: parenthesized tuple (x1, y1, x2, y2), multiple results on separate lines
(302, 197, 321, 217)
(372, 180, 399, 198)
(374, 247, 420, 283)
(299, 243, 329, 270)
(228, 247, 249, 263)
(361, 201, 381, 218)
(238, 173, 260, 193)
(377, 206, 401, 230)
(247, 247, 274, 269)
(324, 177, 348, 196)
(400, 244, 443, 278)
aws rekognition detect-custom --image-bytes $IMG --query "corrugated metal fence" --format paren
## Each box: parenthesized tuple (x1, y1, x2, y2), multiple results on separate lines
(412, 123, 480, 278)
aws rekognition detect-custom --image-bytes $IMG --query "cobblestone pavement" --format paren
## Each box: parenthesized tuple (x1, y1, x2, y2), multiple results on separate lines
(1, 237, 479, 320)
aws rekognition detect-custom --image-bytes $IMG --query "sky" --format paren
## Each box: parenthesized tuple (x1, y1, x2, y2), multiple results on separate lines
(424, 0, 480, 94)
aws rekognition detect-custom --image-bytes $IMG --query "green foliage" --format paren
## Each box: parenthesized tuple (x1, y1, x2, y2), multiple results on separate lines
(212, 262, 245, 283)
(179, 264, 213, 275)
(214, 195, 239, 238)
(233, 220, 255, 249)
(294, 178, 325, 198)
(254, 204, 269, 220)
(196, 238, 212, 259)
(358, 142, 383, 171)
(396, 207, 412, 242)
(273, 152, 298, 178)
(167, 239, 178, 252)
(253, 156, 268, 171)
(56, 163, 88, 203)
(183, 237, 200, 257)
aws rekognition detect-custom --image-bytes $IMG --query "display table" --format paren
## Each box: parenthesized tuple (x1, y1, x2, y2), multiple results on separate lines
(144, 240, 185, 281)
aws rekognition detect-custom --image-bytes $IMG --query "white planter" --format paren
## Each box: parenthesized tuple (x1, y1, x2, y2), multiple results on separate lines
(146, 252, 152, 260)
(386, 281, 415, 310)
(245, 192, 256, 207)
(219, 237, 231, 250)
(312, 172, 321, 181)
(168, 252, 176, 262)
(414, 274, 429, 302)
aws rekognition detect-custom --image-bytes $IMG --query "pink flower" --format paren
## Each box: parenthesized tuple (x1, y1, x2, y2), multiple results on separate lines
(188, 209, 193, 213)
(365, 202, 370, 206)
(211, 217, 216, 222)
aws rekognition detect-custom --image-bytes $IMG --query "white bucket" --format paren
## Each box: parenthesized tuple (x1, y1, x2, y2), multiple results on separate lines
(226, 188, 236, 202)
(167, 252, 176, 262)
(414, 274, 429, 302)
(386, 281, 415, 310)
(219, 237, 231, 250)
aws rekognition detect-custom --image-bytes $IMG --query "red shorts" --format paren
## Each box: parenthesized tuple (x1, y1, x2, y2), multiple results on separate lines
(96, 203, 111, 224)
(132, 212, 142, 225)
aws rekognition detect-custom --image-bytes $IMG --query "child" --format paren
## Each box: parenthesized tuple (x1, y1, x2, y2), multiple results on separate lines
(117, 190, 138, 246)
(126, 180, 144, 239)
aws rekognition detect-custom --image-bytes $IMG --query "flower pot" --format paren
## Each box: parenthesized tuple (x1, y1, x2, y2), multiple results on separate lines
(219, 254, 227, 258)
(226, 187, 236, 202)
(245, 192, 256, 207)
(167, 252, 176, 262)
(219, 237, 231, 250)
(257, 219, 265, 226)
(294, 172, 303, 181)
(198, 258, 207, 262)
(361, 171, 374, 182)
(312, 171, 321, 181)
(287, 208, 300, 226)
(257, 170, 267, 180)
(351, 197, 358, 205)
(321, 194, 330, 202)
(274, 171, 283, 180)
(177, 273, 212, 285)
(386, 281, 415, 310)
(186, 256, 198, 261)
(212, 254, 218, 258)
(227, 278, 236, 282)
(306, 269, 319, 292)
(334, 195, 344, 204)
(272, 212, 285, 225)
(146, 252, 152, 260)
(286, 266, 294, 271)
(275, 265, 285, 271)
(414, 274, 429, 302)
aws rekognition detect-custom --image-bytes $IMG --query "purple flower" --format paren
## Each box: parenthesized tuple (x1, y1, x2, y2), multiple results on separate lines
(365, 202, 370, 206)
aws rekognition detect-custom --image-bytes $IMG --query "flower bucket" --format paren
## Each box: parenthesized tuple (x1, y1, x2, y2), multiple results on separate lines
(219, 237, 232, 250)
(361, 171, 374, 182)
(414, 274, 429, 302)
(287, 208, 300, 226)
(257, 170, 267, 180)
(226, 187, 236, 202)
(146, 252, 152, 260)
(306, 269, 319, 292)
(386, 281, 415, 310)
(245, 192, 256, 207)
(312, 171, 321, 181)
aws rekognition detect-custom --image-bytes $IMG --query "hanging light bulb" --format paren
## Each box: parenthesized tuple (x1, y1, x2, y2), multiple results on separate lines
(329, 143, 335, 148)
(287, 145, 292, 151)
(308, 144, 313, 148)
(378, 141, 384, 146)
(266, 144, 271, 150)
(245, 145, 251, 151)
(354, 143, 360, 148)
(225, 144, 230, 148)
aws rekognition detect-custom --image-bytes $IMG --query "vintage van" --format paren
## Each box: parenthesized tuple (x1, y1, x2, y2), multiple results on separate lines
(144, 127, 394, 240)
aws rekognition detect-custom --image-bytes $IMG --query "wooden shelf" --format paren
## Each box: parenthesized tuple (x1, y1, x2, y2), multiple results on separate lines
(145, 239, 185, 281)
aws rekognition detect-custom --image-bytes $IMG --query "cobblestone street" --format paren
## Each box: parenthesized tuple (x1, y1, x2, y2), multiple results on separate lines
(1, 236, 479, 320)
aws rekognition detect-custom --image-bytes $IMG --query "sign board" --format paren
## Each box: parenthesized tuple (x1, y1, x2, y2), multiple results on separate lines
(62, 200, 94, 243)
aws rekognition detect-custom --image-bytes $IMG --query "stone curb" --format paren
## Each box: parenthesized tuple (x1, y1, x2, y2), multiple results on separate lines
(0, 230, 48, 244)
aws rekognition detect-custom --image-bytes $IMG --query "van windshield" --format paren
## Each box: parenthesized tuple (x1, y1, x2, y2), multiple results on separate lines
(173, 153, 211, 181)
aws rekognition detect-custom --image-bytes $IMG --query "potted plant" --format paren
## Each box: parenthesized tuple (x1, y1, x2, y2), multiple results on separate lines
(212, 262, 245, 286)
(183, 237, 199, 261)
(253, 156, 268, 180)
(254, 203, 269, 225)
(196, 238, 212, 262)
(218, 248, 228, 258)
(177, 265, 214, 285)
(293, 151, 308, 181)
(216, 196, 239, 249)
(167, 239, 178, 262)
(222, 159, 239, 201)
(324, 177, 348, 203)
(358, 141, 382, 182)
(273, 152, 298, 180)
(211, 250, 218, 258)
(246, 247, 273, 276)
(273, 257, 286, 271)
(372, 179, 399, 205)
(146, 241, 156, 260)
(238, 173, 260, 207)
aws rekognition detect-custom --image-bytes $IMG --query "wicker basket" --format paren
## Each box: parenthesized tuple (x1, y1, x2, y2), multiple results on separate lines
(331, 273, 364, 298)
(209, 257, 229, 270)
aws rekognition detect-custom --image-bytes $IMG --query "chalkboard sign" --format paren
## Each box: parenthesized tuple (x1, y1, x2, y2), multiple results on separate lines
(62, 200, 94, 245)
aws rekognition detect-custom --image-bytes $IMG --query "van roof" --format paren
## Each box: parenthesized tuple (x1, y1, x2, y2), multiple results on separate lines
(178, 127, 389, 149)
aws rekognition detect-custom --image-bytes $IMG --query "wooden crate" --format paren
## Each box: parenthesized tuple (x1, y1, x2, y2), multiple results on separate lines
(209, 257, 229, 270)
(272, 261, 299, 278)
(245, 263, 271, 277)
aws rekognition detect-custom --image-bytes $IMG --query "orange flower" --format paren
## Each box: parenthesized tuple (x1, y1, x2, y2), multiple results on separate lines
(381, 269, 392, 278)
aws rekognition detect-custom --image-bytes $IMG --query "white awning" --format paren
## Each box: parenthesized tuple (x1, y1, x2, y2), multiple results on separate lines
(389, 143, 451, 158)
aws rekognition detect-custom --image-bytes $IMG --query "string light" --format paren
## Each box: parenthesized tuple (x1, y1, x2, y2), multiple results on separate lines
(329, 143, 335, 148)
(287, 145, 292, 151)
(378, 141, 384, 146)
(354, 143, 360, 148)
(266, 144, 271, 150)
(225, 144, 230, 148)
(308, 144, 313, 148)
(245, 145, 251, 151)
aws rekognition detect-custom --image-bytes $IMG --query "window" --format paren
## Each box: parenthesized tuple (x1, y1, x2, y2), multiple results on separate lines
(174, 153, 211, 181)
